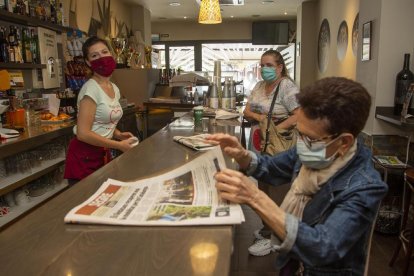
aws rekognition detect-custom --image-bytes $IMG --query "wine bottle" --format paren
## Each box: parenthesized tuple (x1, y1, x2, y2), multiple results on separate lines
(394, 53, 414, 115)
(0, 27, 9, 62)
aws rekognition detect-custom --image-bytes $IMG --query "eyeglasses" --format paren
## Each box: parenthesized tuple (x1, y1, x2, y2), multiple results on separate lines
(294, 128, 339, 150)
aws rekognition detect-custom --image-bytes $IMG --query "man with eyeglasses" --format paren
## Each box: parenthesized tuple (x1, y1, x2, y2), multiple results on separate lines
(207, 77, 387, 275)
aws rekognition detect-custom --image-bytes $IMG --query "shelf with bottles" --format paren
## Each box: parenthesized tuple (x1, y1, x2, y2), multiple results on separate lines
(0, 4, 70, 34)
(0, 62, 45, 69)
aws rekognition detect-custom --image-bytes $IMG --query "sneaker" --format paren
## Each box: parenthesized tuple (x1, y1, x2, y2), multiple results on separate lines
(248, 238, 275, 256)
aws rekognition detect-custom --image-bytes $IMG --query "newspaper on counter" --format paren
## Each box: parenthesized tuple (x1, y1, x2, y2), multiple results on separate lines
(173, 134, 216, 151)
(64, 147, 245, 226)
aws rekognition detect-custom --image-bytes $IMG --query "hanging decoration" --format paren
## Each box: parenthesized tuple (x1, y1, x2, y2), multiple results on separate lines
(198, 0, 222, 24)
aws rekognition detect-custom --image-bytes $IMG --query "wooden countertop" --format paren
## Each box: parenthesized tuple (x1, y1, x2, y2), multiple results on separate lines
(0, 116, 241, 276)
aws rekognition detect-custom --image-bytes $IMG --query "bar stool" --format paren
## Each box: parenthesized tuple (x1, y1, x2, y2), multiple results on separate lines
(389, 168, 414, 275)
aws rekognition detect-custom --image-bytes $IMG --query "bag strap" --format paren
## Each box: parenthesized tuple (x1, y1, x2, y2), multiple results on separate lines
(262, 81, 282, 154)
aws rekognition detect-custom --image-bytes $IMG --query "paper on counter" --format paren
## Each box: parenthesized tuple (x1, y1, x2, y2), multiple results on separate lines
(215, 109, 240, 120)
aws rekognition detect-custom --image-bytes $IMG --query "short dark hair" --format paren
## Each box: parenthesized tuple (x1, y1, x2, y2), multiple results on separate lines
(297, 77, 371, 137)
(262, 50, 288, 77)
(82, 36, 111, 59)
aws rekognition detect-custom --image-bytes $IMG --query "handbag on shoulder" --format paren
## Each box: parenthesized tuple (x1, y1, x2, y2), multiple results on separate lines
(259, 82, 296, 156)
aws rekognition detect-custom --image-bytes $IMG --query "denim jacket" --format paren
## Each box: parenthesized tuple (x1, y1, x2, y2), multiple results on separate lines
(248, 142, 388, 275)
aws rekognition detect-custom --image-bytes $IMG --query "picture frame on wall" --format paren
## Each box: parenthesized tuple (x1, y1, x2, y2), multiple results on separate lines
(361, 21, 372, 61)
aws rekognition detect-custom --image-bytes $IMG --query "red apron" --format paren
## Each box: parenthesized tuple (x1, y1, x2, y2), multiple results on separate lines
(64, 137, 111, 181)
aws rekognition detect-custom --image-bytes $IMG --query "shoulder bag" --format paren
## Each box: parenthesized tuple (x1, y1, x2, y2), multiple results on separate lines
(259, 81, 297, 156)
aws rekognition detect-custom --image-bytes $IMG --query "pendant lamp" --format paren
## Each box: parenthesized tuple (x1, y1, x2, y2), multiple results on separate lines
(198, 0, 222, 24)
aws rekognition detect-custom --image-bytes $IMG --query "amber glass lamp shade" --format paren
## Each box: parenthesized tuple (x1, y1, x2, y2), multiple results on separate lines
(198, 0, 222, 24)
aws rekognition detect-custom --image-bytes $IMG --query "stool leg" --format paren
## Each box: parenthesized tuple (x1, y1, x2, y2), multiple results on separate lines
(389, 242, 402, 266)
(403, 234, 414, 276)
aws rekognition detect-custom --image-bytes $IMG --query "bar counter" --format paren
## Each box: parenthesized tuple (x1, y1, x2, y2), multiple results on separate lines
(0, 121, 75, 159)
(0, 116, 241, 276)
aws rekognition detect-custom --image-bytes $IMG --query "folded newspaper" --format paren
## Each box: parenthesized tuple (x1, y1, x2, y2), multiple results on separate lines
(373, 155, 407, 168)
(64, 147, 244, 226)
(173, 134, 216, 151)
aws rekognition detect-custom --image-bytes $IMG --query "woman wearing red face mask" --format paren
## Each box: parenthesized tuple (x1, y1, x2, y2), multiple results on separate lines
(64, 36, 136, 184)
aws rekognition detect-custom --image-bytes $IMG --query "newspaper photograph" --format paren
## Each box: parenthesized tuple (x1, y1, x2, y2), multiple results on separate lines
(64, 147, 245, 226)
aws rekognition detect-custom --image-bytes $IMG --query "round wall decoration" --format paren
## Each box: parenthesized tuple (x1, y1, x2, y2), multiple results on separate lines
(337, 20, 348, 61)
(318, 19, 330, 73)
(352, 13, 359, 57)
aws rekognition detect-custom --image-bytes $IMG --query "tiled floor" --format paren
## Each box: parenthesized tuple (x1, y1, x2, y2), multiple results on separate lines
(230, 184, 414, 276)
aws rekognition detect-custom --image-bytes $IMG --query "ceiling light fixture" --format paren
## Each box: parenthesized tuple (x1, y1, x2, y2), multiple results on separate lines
(284, 11, 288, 15)
(198, 0, 222, 24)
(169, 2, 181, 6)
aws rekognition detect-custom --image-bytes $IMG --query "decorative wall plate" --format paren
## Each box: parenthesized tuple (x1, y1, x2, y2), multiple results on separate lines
(352, 13, 359, 57)
(318, 19, 330, 73)
(337, 20, 348, 61)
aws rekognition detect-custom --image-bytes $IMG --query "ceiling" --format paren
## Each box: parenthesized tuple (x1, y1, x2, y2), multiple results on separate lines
(123, 0, 304, 22)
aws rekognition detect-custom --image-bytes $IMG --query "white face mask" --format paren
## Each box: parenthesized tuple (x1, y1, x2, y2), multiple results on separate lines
(296, 136, 341, 170)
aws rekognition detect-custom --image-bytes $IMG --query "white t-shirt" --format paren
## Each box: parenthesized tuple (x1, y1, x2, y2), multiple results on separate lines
(74, 78, 123, 138)
(247, 78, 299, 119)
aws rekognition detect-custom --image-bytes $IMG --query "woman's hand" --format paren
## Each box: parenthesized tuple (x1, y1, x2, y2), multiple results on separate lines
(115, 131, 134, 141)
(117, 139, 135, 152)
(206, 133, 251, 170)
(215, 168, 261, 206)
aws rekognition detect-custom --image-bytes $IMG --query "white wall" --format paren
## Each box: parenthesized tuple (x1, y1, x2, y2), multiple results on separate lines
(296, 0, 359, 87)
(316, 0, 359, 80)
(296, 1, 318, 88)
(357, 0, 414, 135)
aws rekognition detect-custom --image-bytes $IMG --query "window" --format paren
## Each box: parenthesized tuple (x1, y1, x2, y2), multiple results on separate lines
(169, 46, 195, 72)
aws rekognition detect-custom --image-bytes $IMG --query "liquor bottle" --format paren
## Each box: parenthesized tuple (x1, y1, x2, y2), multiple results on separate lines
(394, 53, 414, 115)
(221, 77, 231, 109)
(22, 28, 32, 63)
(23, 0, 29, 16)
(50, 0, 56, 24)
(0, 27, 9, 62)
(56, 1, 62, 25)
(30, 28, 39, 63)
(14, 26, 24, 63)
(7, 25, 16, 63)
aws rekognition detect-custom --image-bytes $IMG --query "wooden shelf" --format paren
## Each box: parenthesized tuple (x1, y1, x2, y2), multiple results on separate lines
(0, 181, 68, 229)
(0, 157, 65, 196)
(0, 62, 46, 70)
(0, 9, 72, 33)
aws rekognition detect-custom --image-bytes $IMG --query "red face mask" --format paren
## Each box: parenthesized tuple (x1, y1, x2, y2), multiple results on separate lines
(89, 56, 116, 77)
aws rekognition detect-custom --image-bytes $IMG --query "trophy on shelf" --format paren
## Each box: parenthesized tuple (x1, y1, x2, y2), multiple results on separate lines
(111, 37, 127, 66)
(144, 46, 152, 68)
(126, 49, 142, 69)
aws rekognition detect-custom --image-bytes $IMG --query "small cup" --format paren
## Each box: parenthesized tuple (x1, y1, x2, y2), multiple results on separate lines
(193, 106, 204, 123)
(14, 189, 30, 206)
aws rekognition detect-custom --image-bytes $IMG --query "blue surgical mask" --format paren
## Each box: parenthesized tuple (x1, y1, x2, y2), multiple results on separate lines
(261, 67, 278, 82)
(296, 138, 340, 170)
